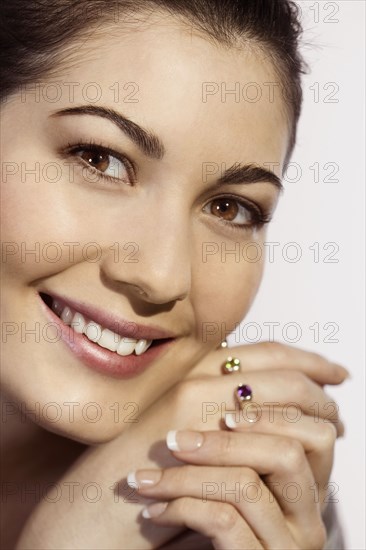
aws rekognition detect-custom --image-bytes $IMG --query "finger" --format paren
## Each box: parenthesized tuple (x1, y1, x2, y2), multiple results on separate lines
(189, 341, 349, 386)
(160, 429, 325, 540)
(132, 465, 296, 549)
(225, 409, 338, 505)
(194, 368, 342, 425)
(141, 497, 265, 550)
(233, 403, 345, 439)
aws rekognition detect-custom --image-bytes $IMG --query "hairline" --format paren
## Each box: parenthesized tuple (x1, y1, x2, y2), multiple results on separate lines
(4, 6, 297, 172)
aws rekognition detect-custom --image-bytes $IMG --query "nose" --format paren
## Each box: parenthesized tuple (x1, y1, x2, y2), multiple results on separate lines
(100, 214, 192, 305)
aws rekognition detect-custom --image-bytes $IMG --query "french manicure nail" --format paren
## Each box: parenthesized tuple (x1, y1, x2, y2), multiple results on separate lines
(127, 471, 138, 488)
(142, 501, 168, 518)
(127, 469, 162, 489)
(225, 413, 238, 429)
(166, 430, 203, 452)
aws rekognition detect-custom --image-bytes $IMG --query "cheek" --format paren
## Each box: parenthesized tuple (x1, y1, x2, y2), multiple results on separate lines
(0, 160, 105, 284)
(192, 239, 265, 344)
(1, 110, 108, 284)
(1, 179, 74, 283)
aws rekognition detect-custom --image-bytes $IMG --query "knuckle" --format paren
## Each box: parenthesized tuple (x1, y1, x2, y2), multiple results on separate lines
(318, 422, 337, 450)
(238, 467, 260, 487)
(211, 503, 239, 532)
(261, 341, 291, 362)
(287, 370, 311, 401)
(278, 437, 306, 473)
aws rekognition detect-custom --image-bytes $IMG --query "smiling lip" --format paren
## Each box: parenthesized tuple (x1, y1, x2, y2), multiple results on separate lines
(38, 291, 177, 379)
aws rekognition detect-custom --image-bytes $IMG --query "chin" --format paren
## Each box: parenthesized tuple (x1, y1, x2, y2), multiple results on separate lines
(1, 378, 134, 446)
(37, 416, 126, 445)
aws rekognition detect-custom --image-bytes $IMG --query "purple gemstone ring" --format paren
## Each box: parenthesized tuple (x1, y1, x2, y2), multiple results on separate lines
(235, 384, 253, 406)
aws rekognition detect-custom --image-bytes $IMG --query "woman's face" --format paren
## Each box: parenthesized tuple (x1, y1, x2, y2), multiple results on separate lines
(0, 14, 289, 443)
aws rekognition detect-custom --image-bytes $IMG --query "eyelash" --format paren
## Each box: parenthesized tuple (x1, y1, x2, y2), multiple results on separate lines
(61, 140, 136, 184)
(60, 141, 271, 233)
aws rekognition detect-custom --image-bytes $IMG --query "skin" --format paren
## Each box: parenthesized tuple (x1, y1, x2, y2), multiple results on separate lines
(9, 344, 346, 549)
(0, 12, 348, 549)
(1, 14, 285, 442)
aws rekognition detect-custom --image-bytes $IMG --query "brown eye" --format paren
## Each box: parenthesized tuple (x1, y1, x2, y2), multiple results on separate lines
(75, 147, 130, 181)
(204, 198, 251, 225)
(80, 150, 110, 172)
(210, 198, 239, 221)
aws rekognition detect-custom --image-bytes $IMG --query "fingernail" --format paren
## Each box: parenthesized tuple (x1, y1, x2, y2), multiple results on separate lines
(142, 501, 168, 518)
(127, 469, 162, 489)
(225, 413, 238, 429)
(166, 430, 204, 452)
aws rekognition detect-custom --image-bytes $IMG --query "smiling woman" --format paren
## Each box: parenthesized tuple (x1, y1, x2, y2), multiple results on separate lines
(0, 1, 348, 549)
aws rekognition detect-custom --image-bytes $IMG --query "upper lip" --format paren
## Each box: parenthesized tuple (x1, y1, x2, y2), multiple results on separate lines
(40, 291, 178, 341)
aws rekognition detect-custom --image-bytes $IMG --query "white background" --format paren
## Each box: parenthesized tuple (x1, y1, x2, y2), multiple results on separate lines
(229, 2, 365, 548)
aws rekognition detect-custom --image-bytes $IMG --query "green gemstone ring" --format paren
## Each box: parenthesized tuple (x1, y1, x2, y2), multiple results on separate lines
(222, 356, 241, 374)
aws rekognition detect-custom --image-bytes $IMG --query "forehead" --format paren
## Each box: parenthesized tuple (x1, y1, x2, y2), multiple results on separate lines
(52, 14, 290, 172)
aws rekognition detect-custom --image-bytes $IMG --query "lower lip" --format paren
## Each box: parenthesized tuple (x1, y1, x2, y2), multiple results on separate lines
(38, 294, 175, 379)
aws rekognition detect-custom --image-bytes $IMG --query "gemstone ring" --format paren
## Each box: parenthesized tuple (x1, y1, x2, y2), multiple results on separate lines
(222, 356, 241, 374)
(235, 384, 253, 407)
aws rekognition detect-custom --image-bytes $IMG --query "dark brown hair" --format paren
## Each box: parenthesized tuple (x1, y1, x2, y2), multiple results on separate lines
(0, 0, 306, 161)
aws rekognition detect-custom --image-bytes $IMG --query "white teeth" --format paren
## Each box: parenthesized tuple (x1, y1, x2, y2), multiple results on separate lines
(61, 306, 73, 325)
(135, 339, 153, 355)
(52, 299, 63, 316)
(54, 299, 154, 355)
(116, 337, 137, 356)
(84, 321, 102, 343)
(98, 328, 120, 352)
(71, 312, 86, 334)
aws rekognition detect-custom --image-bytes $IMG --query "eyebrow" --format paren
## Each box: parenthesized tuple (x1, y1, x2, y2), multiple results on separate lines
(51, 105, 165, 160)
(51, 105, 283, 190)
(217, 163, 283, 191)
